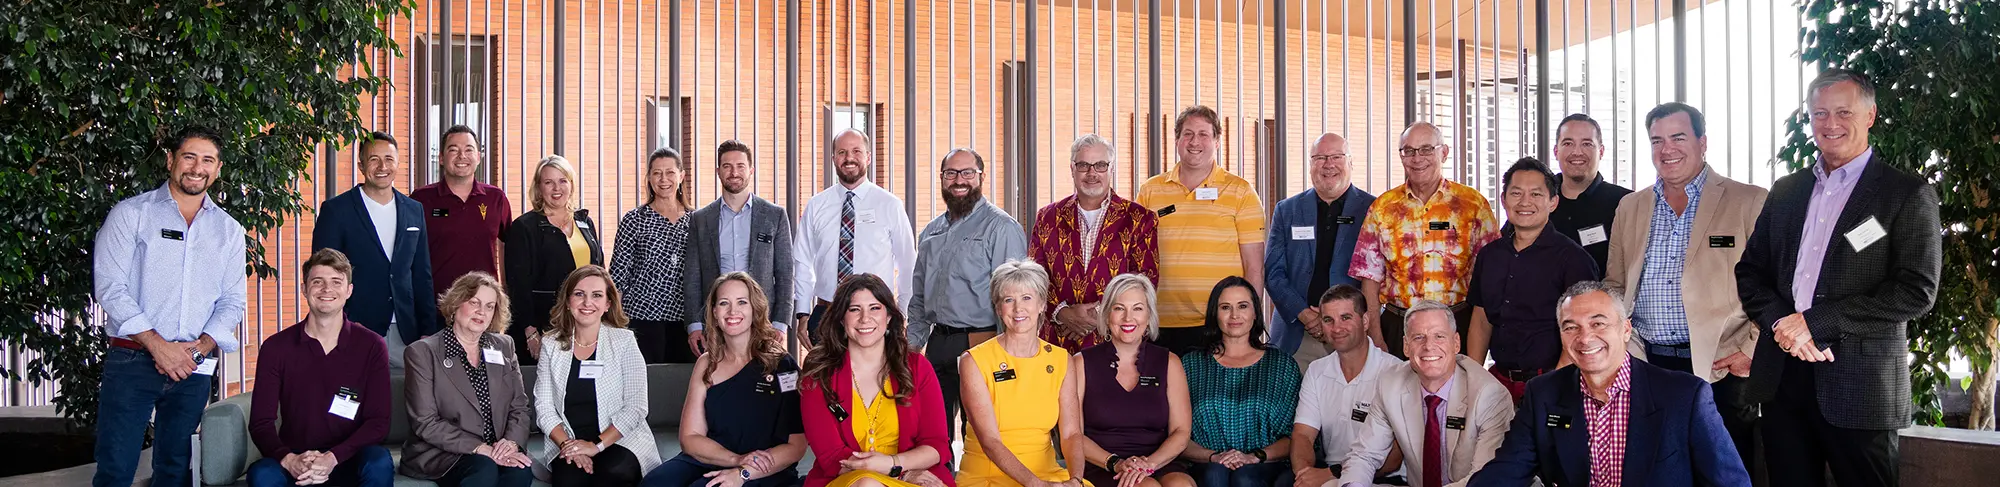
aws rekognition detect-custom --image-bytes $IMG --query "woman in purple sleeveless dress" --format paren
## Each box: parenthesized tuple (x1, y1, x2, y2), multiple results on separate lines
(1065, 274, 1196, 487)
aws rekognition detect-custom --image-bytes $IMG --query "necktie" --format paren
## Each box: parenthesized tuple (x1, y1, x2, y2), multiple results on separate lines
(838, 191, 855, 280)
(1423, 394, 1444, 487)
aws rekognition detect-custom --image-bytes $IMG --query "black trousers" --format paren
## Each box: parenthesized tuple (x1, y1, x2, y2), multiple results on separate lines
(1378, 302, 1472, 359)
(630, 318, 696, 364)
(1762, 359, 1899, 487)
(550, 443, 645, 487)
(1650, 354, 1761, 479)
(924, 325, 992, 465)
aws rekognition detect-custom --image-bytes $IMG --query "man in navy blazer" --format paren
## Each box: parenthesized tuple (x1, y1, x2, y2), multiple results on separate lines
(1469, 281, 1749, 487)
(1266, 132, 1375, 365)
(311, 132, 438, 369)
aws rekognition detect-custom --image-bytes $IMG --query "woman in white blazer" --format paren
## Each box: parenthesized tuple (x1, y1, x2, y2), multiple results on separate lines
(535, 265, 663, 486)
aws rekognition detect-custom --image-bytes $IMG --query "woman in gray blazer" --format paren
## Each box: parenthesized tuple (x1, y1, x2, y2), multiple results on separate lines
(536, 265, 664, 486)
(402, 272, 536, 487)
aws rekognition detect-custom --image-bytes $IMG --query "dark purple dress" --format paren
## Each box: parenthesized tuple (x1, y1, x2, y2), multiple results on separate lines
(1080, 342, 1188, 485)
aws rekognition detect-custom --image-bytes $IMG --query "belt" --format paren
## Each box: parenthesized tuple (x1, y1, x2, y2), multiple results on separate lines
(1645, 340, 1693, 358)
(934, 325, 996, 336)
(109, 337, 147, 351)
(1492, 367, 1549, 382)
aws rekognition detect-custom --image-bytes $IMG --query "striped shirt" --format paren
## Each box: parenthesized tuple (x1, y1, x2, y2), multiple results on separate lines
(1632, 171, 1707, 347)
(93, 184, 248, 353)
(1136, 167, 1267, 329)
(1347, 180, 1500, 308)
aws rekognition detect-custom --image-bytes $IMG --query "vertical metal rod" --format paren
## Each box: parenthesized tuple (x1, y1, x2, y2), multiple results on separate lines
(787, 0, 799, 215)
(905, 0, 918, 219)
(1092, 0, 1101, 133)
(1401, 0, 1414, 126)
(1149, 0, 1162, 175)
(1073, 0, 1081, 141)
(595, 0, 604, 214)
(1364, 0, 1371, 189)
(1537, 0, 1549, 160)
(554, 0, 566, 154)
(1025, 0, 1038, 208)
(1562, 0, 1569, 116)
(1235, 0, 1244, 172)
(667, 0, 677, 156)
(1273, 0, 1285, 195)
(1427, 0, 1435, 120)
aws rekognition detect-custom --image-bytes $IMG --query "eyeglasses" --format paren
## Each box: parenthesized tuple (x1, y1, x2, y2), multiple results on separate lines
(1309, 153, 1348, 164)
(1072, 161, 1112, 174)
(940, 168, 983, 180)
(1398, 145, 1441, 157)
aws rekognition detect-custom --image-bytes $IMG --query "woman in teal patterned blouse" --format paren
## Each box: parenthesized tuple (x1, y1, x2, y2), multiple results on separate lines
(1176, 276, 1301, 487)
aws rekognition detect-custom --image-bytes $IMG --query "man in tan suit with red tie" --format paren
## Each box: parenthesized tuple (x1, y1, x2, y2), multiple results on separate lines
(1336, 300, 1514, 487)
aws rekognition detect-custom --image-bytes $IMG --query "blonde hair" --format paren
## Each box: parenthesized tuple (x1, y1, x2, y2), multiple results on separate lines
(546, 266, 630, 348)
(989, 260, 1052, 336)
(439, 272, 511, 334)
(530, 154, 581, 213)
(1097, 273, 1161, 340)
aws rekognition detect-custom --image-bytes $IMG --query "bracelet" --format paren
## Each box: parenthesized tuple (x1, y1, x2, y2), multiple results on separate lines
(1249, 449, 1267, 462)
(1105, 455, 1126, 471)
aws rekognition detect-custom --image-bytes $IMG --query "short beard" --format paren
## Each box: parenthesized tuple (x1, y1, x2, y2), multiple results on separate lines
(944, 184, 982, 215)
(838, 167, 865, 185)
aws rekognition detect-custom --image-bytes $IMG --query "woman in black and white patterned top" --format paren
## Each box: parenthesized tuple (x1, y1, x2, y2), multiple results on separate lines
(610, 147, 697, 363)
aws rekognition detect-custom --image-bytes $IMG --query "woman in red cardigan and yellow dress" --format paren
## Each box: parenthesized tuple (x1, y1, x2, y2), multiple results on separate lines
(798, 274, 955, 487)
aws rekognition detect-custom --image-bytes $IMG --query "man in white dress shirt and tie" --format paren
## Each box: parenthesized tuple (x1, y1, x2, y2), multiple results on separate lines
(792, 128, 918, 344)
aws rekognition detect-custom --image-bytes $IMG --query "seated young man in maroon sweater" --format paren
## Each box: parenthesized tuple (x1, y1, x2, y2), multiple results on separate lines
(247, 249, 395, 487)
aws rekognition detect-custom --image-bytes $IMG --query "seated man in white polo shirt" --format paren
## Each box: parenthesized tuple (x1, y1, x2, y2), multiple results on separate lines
(1291, 284, 1405, 487)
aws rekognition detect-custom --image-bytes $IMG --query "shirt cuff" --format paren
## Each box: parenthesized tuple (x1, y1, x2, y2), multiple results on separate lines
(688, 322, 704, 333)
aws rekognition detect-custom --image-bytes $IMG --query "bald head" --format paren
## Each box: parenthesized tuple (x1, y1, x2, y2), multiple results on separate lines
(1309, 133, 1352, 198)
(1401, 122, 1443, 144)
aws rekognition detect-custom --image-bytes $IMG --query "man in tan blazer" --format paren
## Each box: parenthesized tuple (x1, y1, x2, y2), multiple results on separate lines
(1338, 300, 1514, 487)
(1603, 102, 1768, 473)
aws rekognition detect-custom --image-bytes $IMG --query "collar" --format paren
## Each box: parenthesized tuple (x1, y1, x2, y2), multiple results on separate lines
(149, 183, 221, 212)
(1580, 354, 1635, 405)
(1399, 179, 1453, 203)
(1563, 172, 1607, 198)
(718, 196, 753, 215)
(830, 180, 882, 198)
(1162, 164, 1220, 187)
(1814, 147, 1874, 183)
(1652, 166, 1711, 200)
(1421, 368, 1459, 399)
(1499, 224, 1566, 250)
(292, 318, 360, 348)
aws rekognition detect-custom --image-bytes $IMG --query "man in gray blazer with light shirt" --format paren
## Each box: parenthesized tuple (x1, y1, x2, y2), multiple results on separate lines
(682, 140, 795, 355)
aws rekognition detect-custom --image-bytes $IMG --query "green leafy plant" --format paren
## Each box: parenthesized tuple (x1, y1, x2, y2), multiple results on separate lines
(1780, 0, 2000, 428)
(0, 0, 410, 428)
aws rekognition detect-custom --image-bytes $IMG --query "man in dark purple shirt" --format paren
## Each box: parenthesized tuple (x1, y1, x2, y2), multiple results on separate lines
(410, 125, 512, 298)
(247, 249, 393, 486)
(1466, 158, 1599, 400)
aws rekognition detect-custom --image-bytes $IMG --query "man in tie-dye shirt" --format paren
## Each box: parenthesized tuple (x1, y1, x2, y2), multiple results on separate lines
(1349, 122, 1500, 358)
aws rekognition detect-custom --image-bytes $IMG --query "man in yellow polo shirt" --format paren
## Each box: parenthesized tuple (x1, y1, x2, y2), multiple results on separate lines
(1348, 122, 1500, 359)
(1137, 105, 1268, 355)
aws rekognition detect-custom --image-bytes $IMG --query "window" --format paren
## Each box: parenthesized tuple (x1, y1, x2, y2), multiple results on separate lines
(822, 103, 889, 184)
(415, 34, 496, 183)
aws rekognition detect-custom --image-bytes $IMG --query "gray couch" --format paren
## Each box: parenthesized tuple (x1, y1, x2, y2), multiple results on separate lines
(198, 364, 700, 486)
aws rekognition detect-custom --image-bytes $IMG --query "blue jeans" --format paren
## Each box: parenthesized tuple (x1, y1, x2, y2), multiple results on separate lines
(1191, 462, 1293, 487)
(644, 454, 800, 487)
(246, 445, 394, 487)
(435, 453, 534, 487)
(93, 347, 212, 487)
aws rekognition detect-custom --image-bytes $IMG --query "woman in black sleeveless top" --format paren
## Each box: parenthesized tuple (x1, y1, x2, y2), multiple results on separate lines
(1067, 274, 1196, 487)
(644, 273, 806, 487)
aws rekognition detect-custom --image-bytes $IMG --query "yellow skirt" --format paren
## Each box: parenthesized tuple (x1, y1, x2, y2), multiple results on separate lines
(826, 470, 923, 487)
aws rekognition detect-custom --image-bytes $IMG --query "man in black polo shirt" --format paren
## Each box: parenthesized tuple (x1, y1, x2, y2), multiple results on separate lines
(1465, 157, 1598, 400)
(1548, 113, 1632, 278)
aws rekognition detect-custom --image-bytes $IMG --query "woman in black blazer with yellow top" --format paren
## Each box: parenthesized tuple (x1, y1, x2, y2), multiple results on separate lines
(505, 154, 603, 365)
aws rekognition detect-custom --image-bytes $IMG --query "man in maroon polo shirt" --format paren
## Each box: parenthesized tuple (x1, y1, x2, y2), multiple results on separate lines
(247, 248, 394, 486)
(411, 125, 513, 298)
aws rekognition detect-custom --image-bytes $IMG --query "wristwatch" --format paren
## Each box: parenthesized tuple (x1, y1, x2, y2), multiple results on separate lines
(1105, 455, 1127, 471)
(1249, 449, 1267, 462)
(887, 465, 905, 478)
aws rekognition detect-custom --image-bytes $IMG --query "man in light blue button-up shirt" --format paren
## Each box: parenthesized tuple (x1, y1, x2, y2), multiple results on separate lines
(91, 126, 248, 487)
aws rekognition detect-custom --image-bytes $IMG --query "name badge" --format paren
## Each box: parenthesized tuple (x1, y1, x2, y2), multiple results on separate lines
(1291, 226, 1316, 240)
(1194, 188, 1221, 201)
(858, 209, 879, 224)
(1156, 205, 1177, 218)
(1428, 221, 1451, 231)
(161, 229, 185, 241)
(1846, 216, 1887, 252)
(1136, 376, 1161, 387)
(1335, 216, 1357, 225)
(578, 360, 605, 379)
(778, 371, 799, 392)
(329, 387, 361, 420)
(992, 363, 1018, 382)
(1708, 235, 1736, 248)
(482, 347, 506, 365)
(1350, 407, 1369, 422)
(757, 233, 774, 243)
(1578, 224, 1609, 247)
(404, 226, 419, 232)
(192, 354, 217, 376)
(430, 208, 450, 217)
(576, 220, 591, 229)
(1445, 416, 1467, 430)
(1546, 414, 1572, 429)
(755, 375, 780, 394)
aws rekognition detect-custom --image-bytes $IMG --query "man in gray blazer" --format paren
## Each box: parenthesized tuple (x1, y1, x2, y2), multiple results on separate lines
(683, 140, 795, 355)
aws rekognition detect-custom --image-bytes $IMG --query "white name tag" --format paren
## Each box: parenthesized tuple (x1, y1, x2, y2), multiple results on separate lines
(778, 371, 799, 392)
(193, 355, 217, 376)
(578, 360, 605, 379)
(1578, 224, 1609, 247)
(1194, 188, 1221, 201)
(1291, 226, 1316, 240)
(576, 220, 591, 229)
(857, 209, 878, 224)
(328, 389, 361, 420)
(1846, 217, 1887, 252)
(482, 347, 506, 365)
